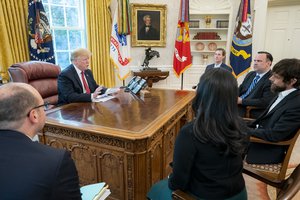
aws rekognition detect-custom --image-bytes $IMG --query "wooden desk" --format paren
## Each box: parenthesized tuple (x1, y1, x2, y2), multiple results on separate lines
(133, 70, 169, 87)
(40, 89, 194, 200)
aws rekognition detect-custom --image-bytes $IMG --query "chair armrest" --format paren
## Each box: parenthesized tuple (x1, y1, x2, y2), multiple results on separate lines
(245, 106, 264, 118)
(172, 190, 196, 200)
(250, 136, 293, 146)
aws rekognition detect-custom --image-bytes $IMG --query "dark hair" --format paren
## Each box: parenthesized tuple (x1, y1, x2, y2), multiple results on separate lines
(0, 84, 38, 128)
(215, 48, 226, 56)
(272, 58, 300, 88)
(258, 51, 273, 63)
(192, 68, 247, 155)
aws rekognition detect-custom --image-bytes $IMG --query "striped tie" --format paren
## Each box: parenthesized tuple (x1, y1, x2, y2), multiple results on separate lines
(240, 75, 260, 99)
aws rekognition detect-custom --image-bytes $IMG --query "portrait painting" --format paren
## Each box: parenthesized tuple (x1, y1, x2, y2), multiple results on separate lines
(131, 4, 167, 47)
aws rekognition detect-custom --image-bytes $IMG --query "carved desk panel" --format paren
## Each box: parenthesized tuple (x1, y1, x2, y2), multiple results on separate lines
(39, 89, 194, 200)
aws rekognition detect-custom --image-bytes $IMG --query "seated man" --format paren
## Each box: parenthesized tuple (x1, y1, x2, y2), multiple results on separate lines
(58, 48, 106, 105)
(246, 58, 300, 164)
(0, 83, 81, 199)
(238, 51, 276, 118)
(205, 48, 232, 73)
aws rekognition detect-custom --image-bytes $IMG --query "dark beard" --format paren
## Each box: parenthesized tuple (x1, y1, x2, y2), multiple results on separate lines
(271, 83, 286, 93)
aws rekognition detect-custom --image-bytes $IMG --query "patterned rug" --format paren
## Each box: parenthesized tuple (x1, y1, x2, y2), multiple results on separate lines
(244, 138, 300, 199)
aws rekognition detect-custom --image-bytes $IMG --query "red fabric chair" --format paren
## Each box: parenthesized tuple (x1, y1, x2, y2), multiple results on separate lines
(8, 61, 61, 105)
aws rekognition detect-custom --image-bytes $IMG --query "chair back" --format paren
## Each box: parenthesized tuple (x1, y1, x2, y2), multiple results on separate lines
(8, 61, 61, 105)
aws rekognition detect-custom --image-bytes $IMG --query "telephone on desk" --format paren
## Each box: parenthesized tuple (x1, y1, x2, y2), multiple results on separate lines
(125, 76, 147, 94)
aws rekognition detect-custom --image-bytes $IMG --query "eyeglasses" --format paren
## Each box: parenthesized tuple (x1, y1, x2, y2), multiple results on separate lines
(27, 102, 50, 117)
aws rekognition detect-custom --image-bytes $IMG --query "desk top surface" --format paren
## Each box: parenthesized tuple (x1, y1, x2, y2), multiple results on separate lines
(46, 89, 194, 139)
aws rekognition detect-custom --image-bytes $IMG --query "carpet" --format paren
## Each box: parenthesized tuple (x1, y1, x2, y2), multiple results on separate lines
(244, 137, 300, 199)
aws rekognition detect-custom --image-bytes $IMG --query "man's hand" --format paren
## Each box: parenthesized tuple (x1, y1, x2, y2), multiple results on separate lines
(92, 86, 104, 98)
(237, 97, 243, 104)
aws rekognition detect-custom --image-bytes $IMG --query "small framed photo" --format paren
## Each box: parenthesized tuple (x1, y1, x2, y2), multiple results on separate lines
(131, 3, 167, 47)
(216, 20, 229, 28)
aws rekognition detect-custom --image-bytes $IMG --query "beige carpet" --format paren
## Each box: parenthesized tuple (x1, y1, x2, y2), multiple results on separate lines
(244, 138, 300, 200)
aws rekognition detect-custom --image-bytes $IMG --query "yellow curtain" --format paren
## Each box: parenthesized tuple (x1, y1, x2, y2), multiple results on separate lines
(86, 0, 115, 87)
(0, 0, 29, 81)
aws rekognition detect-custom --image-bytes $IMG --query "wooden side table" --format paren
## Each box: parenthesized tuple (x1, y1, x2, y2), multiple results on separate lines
(132, 70, 169, 88)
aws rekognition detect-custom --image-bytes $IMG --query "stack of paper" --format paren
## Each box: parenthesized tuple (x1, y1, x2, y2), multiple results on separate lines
(80, 182, 111, 200)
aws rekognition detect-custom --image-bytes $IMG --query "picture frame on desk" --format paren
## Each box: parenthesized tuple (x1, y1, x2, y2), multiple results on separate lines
(131, 3, 167, 47)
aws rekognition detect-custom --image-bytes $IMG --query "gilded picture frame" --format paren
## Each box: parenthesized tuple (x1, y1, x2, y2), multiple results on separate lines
(131, 3, 167, 47)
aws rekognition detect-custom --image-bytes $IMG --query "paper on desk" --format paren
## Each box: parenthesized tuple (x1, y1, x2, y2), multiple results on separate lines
(94, 95, 115, 102)
(80, 182, 111, 200)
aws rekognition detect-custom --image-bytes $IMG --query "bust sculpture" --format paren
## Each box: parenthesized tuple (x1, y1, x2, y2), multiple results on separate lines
(141, 48, 160, 70)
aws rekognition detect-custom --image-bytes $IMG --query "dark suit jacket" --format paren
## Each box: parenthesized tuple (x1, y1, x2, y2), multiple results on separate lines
(58, 64, 105, 105)
(0, 130, 81, 200)
(138, 25, 159, 40)
(205, 63, 232, 73)
(238, 71, 276, 118)
(246, 89, 300, 164)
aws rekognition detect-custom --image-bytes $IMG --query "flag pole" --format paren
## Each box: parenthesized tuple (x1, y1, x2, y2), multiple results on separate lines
(181, 73, 184, 90)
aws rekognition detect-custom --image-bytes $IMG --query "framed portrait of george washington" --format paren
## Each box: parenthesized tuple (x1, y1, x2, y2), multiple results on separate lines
(131, 4, 167, 47)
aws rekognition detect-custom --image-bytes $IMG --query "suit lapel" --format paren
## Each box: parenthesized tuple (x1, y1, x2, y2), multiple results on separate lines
(71, 65, 84, 92)
(263, 90, 298, 117)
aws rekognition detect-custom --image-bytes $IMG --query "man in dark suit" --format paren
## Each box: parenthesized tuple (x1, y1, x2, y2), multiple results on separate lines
(205, 48, 232, 73)
(246, 58, 300, 164)
(138, 14, 159, 40)
(58, 48, 107, 105)
(0, 83, 81, 200)
(238, 51, 276, 118)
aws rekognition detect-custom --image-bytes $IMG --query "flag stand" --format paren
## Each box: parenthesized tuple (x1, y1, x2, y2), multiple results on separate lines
(181, 73, 184, 90)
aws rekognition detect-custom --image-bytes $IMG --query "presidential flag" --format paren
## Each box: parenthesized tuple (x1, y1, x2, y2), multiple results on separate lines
(173, 0, 192, 77)
(110, 1, 131, 80)
(28, 0, 55, 63)
(229, 0, 252, 78)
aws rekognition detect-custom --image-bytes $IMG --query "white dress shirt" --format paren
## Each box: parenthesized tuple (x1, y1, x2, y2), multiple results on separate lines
(268, 88, 297, 113)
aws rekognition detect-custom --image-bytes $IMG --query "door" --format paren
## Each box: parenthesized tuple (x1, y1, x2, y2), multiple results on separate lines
(265, 4, 300, 65)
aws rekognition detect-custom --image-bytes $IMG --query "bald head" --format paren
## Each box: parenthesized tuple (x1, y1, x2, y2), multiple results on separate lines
(0, 83, 43, 130)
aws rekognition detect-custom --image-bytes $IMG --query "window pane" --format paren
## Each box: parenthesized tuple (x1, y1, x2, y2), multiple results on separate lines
(56, 52, 70, 69)
(43, 0, 49, 3)
(51, 6, 65, 26)
(69, 30, 82, 50)
(66, 0, 79, 6)
(54, 30, 68, 50)
(51, 0, 65, 5)
(66, 7, 78, 27)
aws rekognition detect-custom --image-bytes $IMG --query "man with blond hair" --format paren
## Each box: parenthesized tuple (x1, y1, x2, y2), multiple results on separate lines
(58, 48, 106, 105)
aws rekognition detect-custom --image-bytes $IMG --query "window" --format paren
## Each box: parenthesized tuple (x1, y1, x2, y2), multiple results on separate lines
(43, 0, 86, 69)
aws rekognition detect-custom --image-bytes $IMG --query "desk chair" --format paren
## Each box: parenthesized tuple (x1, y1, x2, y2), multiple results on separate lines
(8, 61, 61, 105)
(243, 129, 300, 194)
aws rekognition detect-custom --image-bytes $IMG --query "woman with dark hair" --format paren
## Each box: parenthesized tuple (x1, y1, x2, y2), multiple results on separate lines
(147, 68, 248, 200)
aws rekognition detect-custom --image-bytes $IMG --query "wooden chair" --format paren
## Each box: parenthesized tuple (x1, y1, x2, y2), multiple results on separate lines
(172, 190, 195, 200)
(172, 163, 300, 200)
(245, 106, 264, 119)
(243, 129, 300, 189)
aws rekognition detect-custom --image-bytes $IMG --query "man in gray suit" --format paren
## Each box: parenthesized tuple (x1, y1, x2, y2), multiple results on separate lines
(238, 51, 276, 118)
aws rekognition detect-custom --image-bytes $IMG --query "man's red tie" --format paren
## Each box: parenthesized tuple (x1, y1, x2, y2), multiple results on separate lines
(81, 71, 90, 94)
